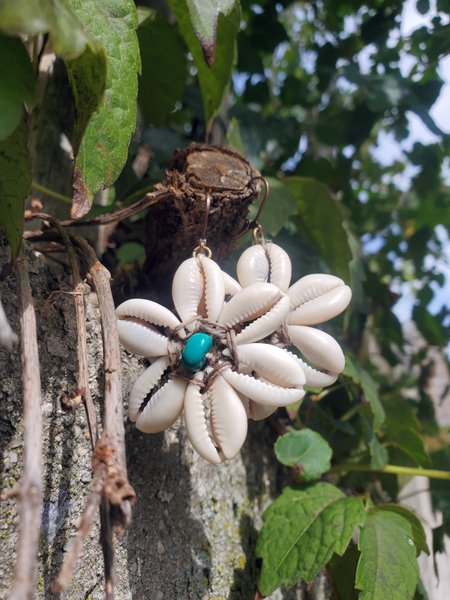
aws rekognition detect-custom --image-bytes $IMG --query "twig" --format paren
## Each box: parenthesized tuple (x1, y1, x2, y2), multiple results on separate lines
(8, 253, 43, 600)
(0, 296, 19, 352)
(49, 234, 135, 595)
(26, 214, 99, 447)
(23, 188, 169, 233)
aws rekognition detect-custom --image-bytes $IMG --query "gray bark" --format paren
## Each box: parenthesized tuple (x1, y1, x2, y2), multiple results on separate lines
(0, 237, 329, 599)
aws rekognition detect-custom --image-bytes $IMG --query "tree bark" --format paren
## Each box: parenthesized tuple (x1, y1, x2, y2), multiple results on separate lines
(0, 235, 329, 599)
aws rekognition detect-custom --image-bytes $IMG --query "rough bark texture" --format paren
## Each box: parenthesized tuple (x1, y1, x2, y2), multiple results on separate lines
(0, 235, 329, 600)
(144, 144, 262, 302)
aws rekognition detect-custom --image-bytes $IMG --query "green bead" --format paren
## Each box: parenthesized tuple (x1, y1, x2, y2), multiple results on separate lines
(181, 333, 213, 372)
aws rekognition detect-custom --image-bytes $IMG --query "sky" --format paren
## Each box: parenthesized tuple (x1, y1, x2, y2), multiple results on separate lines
(368, 0, 450, 326)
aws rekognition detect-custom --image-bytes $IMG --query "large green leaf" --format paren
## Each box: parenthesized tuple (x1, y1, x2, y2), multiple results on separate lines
(0, 33, 35, 141)
(248, 177, 298, 237)
(137, 12, 188, 127)
(184, 0, 237, 66)
(371, 505, 429, 557)
(343, 349, 385, 431)
(168, 0, 240, 130)
(385, 428, 431, 468)
(67, 0, 140, 216)
(356, 510, 420, 600)
(65, 46, 107, 158)
(256, 482, 366, 595)
(274, 429, 332, 481)
(0, 117, 30, 261)
(0, 0, 100, 59)
(283, 177, 352, 283)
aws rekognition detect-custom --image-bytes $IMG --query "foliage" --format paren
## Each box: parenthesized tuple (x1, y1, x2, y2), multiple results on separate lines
(1, 0, 450, 597)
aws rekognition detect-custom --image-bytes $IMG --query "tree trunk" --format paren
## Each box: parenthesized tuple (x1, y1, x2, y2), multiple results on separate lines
(0, 235, 329, 600)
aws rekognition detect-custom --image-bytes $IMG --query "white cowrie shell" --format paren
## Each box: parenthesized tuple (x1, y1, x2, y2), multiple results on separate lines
(222, 369, 305, 406)
(128, 357, 187, 433)
(184, 382, 224, 464)
(235, 343, 306, 388)
(236, 294, 290, 345)
(218, 283, 287, 344)
(239, 380, 278, 420)
(284, 350, 337, 388)
(288, 325, 345, 374)
(223, 271, 242, 297)
(172, 255, 225, 324)
(288, 274, 352, 325)
(116, 299, 179, 357)
(237, 243, 292, 292)
(209, 375, 248, 459)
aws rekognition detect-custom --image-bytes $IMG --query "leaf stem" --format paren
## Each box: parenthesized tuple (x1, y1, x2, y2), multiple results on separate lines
(31, 182, 73, 205)
(328, 463, 450, 481)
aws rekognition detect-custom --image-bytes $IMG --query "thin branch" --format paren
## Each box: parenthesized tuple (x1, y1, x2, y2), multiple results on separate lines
(0, 296, 19, 352)
(9, 253, 43, 600)
(24, 188, 170, 234)
(27, 214, 99, 448)
(327, 463, 450, 480)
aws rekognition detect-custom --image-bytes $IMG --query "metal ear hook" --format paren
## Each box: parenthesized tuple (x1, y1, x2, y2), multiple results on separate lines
(233, 176, 269, 241)
(192, 192, 212, 257)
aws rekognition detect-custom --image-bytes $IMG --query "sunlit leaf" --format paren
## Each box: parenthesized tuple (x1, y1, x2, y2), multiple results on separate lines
(356, 509, 420, 600)
(275, 429, 332, 480)
(169, 0, 240, 130)
(371, 505, 429, 557)
(67, 0, 140, 217)
(257, 482, 366, 595)
(0, 0, 100, 59)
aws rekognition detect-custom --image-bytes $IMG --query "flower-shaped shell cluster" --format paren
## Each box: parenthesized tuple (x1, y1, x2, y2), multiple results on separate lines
(116, 244, 351, 464)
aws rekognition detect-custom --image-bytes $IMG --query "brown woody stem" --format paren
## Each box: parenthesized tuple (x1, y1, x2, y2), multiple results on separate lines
(8, 254, 43, 600)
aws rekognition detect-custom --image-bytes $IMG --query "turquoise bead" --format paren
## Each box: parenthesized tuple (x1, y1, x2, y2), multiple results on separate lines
(181, 333, 213, 372)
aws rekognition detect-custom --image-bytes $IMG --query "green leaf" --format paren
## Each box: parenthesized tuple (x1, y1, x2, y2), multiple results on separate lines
(0, 33, 35, 141)
(169, 0, 240, 129)
(184, 0, 237, 66)
(0, 0, 100, 59)
(248, 178, 297, 237)
(283, 177, 352, 283)
(116, 242, 146, 267)
(227, 117, 246, 157)
(65, 45, 107, 158)
(382, 394, 421, 434)
(385, 428, 431, 468)
(0, 117, 30, 261)
(371, 505, 429, 557)
(67, 0, 140, 215)
(137, 12, 188, 127)
(356, 509, 420, 600)
(328, 544, 360, 600)
(274, 429, 332, 481)
(369, 432, 388, 470)
(342, 349, 385, 432)
(256, 482, 366, 595)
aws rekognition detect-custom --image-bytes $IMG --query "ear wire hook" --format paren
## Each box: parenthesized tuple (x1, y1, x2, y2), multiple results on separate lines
(192, 192, 212, 258)
(233, 176, 269, 242)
